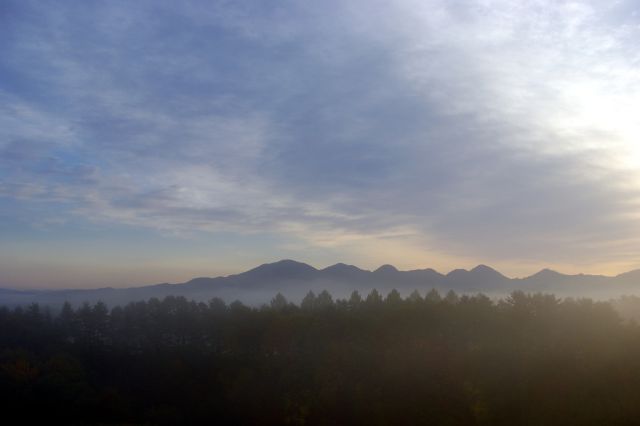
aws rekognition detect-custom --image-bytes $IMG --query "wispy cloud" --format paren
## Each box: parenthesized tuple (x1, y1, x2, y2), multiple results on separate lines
(2, 0, 640, 284)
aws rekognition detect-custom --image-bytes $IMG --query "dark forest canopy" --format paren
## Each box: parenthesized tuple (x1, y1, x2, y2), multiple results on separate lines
(3, 290, 640, 425)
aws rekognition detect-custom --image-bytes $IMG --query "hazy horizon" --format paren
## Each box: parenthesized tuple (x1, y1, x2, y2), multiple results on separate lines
(3, 258, 640, 292)
(3, 0, 640, 289)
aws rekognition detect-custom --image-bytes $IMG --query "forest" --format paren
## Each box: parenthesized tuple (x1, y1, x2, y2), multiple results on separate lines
(2, 289, 640, 425)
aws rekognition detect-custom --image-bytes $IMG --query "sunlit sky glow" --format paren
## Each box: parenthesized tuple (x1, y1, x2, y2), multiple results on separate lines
(2, 0, 640, 288)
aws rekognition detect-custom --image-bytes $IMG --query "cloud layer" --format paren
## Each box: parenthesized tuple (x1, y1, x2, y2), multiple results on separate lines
(2, 0, 640, 286)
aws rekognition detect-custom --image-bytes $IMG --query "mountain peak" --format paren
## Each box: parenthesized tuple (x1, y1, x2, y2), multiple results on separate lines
(374, 264, 399, 274)
(243, 260, 317, 278)
(471, 264, 506, 278)
(446, 268, 468, 277)
(407, 267, 443, 276)
(322, 263, 364, 273)
(471, 264, 493, 272)
(615, 269, 640, 279)
(531, 268, 563, 278)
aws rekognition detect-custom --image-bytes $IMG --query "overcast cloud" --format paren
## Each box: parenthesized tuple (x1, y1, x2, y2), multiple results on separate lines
(2, 0, 640, 287)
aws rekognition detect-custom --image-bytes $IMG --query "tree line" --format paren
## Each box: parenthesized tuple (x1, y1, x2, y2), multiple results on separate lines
(2, 289, 640, 425)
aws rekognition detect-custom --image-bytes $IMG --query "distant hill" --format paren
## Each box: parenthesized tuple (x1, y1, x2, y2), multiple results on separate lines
(1, 259, 639, 308)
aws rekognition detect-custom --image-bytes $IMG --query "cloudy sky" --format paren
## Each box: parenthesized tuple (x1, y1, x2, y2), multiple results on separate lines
(2, 0, 640, 288)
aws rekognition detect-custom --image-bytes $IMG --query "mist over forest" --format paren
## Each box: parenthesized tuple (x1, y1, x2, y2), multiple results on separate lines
(4, 289, 640, 425)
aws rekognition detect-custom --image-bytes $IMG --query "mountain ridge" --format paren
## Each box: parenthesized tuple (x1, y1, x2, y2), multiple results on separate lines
(1, 260, 640, 307)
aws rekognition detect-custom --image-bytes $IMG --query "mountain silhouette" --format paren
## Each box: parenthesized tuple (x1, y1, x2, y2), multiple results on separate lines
(242, 259, 319, 280)
(374, 264, 399, 274)
(1, 260, 639, 307)
(446, 265, 509, 291)
(321, 263, 368, 279)
(223, 259, 320, 288)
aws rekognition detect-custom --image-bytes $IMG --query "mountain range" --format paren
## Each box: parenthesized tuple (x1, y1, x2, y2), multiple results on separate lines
(2, 259, 640, 308)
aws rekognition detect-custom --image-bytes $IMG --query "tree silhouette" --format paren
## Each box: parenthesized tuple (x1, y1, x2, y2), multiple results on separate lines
(1, 290, 639, 425)
(365, 289, 383, 305)
(270, 293, 289, 310)
(385, 289, 402, 305)
(316, 290, 334, 309)
(301, 291, 317, 311)
(444, 290, 459, 304)
(347, 290, 362, 309)
(407, 290, 423, 303)
(425, 288, 442, 303)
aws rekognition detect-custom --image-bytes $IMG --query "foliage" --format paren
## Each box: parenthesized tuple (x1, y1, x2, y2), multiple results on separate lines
(0, 290, 638, 425)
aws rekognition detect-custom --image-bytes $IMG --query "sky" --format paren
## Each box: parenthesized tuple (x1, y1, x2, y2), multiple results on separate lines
(2, 0, 640, 289)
